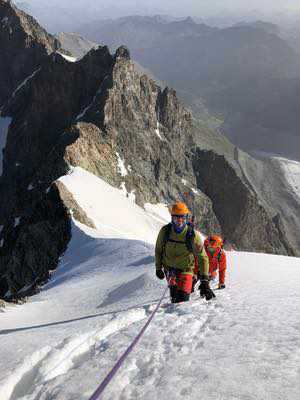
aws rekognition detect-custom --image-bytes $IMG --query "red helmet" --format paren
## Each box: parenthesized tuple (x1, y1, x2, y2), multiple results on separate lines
(208, 235, 223, 248)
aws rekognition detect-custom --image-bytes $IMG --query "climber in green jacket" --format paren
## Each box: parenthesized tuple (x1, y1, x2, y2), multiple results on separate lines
(155, 201, 215, 303)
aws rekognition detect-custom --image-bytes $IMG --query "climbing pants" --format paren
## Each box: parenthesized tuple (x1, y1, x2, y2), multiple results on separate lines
(166, 267, 193, 303)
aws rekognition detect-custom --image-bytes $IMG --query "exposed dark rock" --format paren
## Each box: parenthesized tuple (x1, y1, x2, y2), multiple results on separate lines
(157, 87, 192, 133)
(0, 46, 114, 220)
(0, 0, 61, 106)
(0, 184, 71, 298)
(192, 150, 294, 255)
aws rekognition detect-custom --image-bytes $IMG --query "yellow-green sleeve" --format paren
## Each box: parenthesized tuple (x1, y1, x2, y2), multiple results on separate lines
(155, 227, 165, 271)
(193, 233, 209, 279)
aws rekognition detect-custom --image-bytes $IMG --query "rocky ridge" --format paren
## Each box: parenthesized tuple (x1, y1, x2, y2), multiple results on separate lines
(0, 0, 61, 106)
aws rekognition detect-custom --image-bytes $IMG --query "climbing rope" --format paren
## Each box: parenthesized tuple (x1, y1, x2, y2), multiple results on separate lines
(88, 285, 168, 400)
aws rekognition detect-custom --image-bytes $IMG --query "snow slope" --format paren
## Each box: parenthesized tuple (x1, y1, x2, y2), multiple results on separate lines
(0, 167, 299, 400)
(276, 156, 300, 200)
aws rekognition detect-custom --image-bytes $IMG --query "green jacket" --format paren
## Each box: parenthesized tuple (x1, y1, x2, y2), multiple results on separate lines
(155, 224, 209, 279)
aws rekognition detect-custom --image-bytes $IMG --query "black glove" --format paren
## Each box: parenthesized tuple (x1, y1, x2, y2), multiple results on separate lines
(217, 284, 226, 290)
(156, 269, 165, 280)
(199, 280, 215, 300)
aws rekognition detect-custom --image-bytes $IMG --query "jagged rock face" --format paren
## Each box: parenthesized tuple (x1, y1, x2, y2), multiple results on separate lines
(0, 46, 113, 219)
(0, 0, 60, 106)
(80, 48, 194, 206)
(0, 184, 71, 299)
(82, 50, 221, 242)
(61, 49, 218, 235)
(192, 150, 293, 255)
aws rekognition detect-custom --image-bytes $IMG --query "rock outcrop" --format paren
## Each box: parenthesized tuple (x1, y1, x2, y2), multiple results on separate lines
(0, 184, 71, 299)
(192, 150, 292, 254)
(0, 0, 61, 106)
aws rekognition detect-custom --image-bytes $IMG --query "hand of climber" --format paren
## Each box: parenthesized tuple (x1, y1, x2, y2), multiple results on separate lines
(156, 269, 165, 280)
(199, 280, 216, 300)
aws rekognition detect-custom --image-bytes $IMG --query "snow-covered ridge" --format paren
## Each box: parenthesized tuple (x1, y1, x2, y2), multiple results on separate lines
(57, 52, 77, 63)
(59, 166, 169, 244)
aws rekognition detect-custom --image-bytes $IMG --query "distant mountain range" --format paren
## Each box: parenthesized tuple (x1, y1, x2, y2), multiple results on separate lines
(79, 16, 216, 52)
(78, 15, 300, 160)
(56, 32, 98, 59)
(233, 20, 280, 35)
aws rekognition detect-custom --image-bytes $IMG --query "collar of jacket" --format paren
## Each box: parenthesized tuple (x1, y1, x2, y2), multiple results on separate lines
(171, 224, 188, 239)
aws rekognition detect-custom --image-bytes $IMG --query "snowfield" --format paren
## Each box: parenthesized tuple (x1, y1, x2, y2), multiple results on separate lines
(0, 167, 299, 400)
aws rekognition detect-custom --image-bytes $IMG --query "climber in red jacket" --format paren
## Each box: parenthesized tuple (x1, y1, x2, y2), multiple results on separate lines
(204, 235, 227, 289)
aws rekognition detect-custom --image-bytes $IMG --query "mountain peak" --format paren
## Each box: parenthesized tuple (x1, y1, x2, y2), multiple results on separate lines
(0, 0, 59, 52)
(115, 46, 131, 60)
(185, 16, 195, 24)
(0, 0, 61, 105)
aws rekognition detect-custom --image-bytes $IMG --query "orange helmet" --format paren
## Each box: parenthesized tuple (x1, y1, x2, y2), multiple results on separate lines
(208, 235, 223, 248)
(171, 202, 190, 216)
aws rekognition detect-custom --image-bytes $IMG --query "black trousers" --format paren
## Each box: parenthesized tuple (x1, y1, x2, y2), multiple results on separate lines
(170, 286, 190, 303)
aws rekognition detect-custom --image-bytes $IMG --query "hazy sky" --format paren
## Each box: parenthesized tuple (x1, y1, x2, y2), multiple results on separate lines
(24, 0, 300, 16)
(19, 0, 300, 33)
(119, 0, 300, 14)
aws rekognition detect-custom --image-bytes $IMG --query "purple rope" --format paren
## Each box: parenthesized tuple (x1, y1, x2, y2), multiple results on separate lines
(88, 285, 169, 400)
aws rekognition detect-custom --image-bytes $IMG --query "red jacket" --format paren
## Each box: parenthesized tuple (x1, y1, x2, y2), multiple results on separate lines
(204, 241, 227, 285)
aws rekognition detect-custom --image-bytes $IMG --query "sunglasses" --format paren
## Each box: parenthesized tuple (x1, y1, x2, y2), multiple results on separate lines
(172, 215, 187, 220)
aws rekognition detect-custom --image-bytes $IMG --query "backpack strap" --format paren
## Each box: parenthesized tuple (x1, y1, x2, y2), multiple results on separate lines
(162, 223, 172, 258)
(185, 223, 195, 253)
(217, 248, 223, 263)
